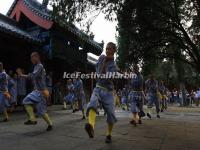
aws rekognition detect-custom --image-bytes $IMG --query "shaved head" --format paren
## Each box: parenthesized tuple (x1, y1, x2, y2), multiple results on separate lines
(107, 42, 117, 52)
(106, 42, 117, 58)
(31, 52, 40, 58)
(31, 52, 41, 64)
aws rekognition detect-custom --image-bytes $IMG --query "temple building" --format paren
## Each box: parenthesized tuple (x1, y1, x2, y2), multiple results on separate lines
(0, 0, 103, 103)
(0, 0, 103, 78)
(0, 13, 43, 71)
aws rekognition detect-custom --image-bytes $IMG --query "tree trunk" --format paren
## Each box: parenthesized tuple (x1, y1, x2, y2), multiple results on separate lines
(179, 82, 187, 106)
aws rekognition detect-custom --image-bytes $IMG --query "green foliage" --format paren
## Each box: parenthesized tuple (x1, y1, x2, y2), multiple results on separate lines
(50, 0, 122, 33)
(50, 0, 200, 86)
(116, 0, 200, 72)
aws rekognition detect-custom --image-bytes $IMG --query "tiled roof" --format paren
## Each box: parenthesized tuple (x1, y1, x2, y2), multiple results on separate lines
(61, 23, 103, 51)
(0, 13, 42, 43)
(7, 0, 51, 21)
(7, 0, 103, 52)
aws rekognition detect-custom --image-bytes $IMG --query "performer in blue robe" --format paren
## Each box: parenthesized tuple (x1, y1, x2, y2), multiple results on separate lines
(7, 74, 17, 112)
(0, 62, 10, 122)
(85, 42, 118, 144)
(16, 68, 27, 106)
(129, 65, 146, 126)
(73, 78, 86, 119)
(22, 52, 53, 131)
(121, 86, 129, 111)
(63, 79, 75, 110)
(145, 74, 160, 118)
(46, 72, 52, 105)
(159, 81, 168, 112)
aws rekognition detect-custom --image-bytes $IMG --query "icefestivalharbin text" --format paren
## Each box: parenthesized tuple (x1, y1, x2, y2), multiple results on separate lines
(63, 72, 137, 79)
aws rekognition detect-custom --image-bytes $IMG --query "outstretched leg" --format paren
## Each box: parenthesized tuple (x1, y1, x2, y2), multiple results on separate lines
(3, 109, 9, 122)
(105, 123, 114, 143)
(24, 104, 37, 125)
(85, 109, 96, 138)
(42, 113, 53, 131)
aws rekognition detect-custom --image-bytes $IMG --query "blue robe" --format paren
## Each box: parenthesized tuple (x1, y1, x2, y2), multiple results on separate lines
(64, 83, 75, 103)
(87, 55, 118, 124)
(121, 87, 129, 105)
(129, 73, 144, 113)
(73, 79, 86, 110)
(145, 79, 160, 113)
(23, 64, 48, 116)
(0, 71, 9, 112)
(16, 76, 27, 96)
(8, 76, 17, 105)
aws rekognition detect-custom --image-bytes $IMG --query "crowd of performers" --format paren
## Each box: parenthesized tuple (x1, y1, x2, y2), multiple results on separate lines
(83, 42, 171, 143)
(1, 42, 200, 144)
(0, 52, 53, 131)
(63, 78, 86, 119)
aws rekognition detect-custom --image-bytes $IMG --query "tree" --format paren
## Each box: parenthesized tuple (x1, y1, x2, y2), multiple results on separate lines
(50, 0, 122, 33)
(50, 0, 200, 73)
(116, 0, 200, 72)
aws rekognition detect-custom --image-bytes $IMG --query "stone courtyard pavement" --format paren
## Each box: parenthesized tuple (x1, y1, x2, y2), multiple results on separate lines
(0, 106, 200, 150)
